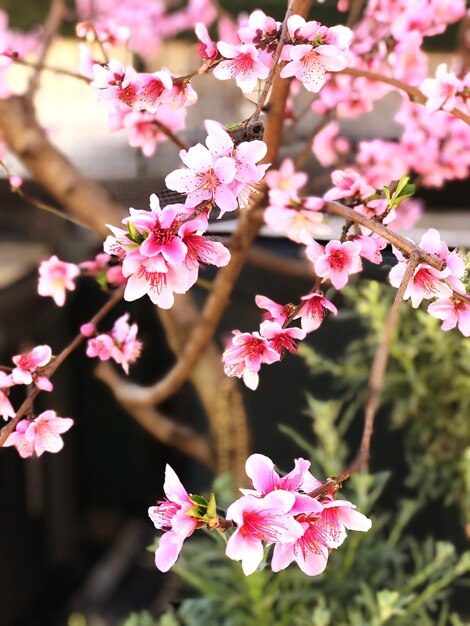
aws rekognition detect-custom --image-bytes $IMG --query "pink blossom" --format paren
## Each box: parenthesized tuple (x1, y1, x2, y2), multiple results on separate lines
(122, 105, 187, 158)
(80, 323, 95, 338)
(148, 464, 200, 572)
(255, 295, 294, 325)
(264, 193, 328, 243)
(260, 320, 306, 357)
(0, 372, 15, 421)
(295, 292, 338, 333)
(179, 214, 231, 268)
(271, 497, 371, 576)
(86, 314, 142, 374)
(428, 295, 470, 336)
(38, 255, 80, 307)
(307, 239, 362, 290)
(312, 121, 350, 167)
(421, 63, 460, 113)
(264, 159, 307, 195)
(214, 42, 269, 93)
(352, 235, 386, 265)
(86, 334, 115, 361)
(243, 453, 325, 514)
(389, 229, 463, 307)
(133, 69, 173, 113)
(165, 143, 237, 216)
(280, 25, 352, 93)
(91, 59, 139, 107)
(222, 330, 280, 390)
(4, 411, 74, 458)
(11, 345, 53, 391)
(225, 490, 303, 575)
(324, 169, 375, 201)
(195, 22, 218, 60)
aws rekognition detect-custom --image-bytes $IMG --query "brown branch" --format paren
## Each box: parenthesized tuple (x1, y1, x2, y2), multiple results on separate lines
(340, 67, 470, 127)
(0, 287, 125, 447)
(27, 0, 67, 97)
(325, 200, 446, 271)
(11, 56, 91, 82)
(153, 120, 189, 151)
(95, 361, 214, 468)
(0, 96, 125, 237)
(350, 250, 421, 472)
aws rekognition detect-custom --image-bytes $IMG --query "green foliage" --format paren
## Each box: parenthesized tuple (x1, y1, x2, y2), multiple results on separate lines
(136, 402, 470, 626)
(299, 269, 470, 525)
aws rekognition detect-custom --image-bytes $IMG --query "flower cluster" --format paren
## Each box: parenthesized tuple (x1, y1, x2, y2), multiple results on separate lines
(222, 291, 337, 390)
(264, 159, 329, 243)
(104, 191, 230, 307)
(148, 455, 371, 576)
(83, 313, 142, 374)
(389, 228, 470, 336)
(165, 120, 268, 217)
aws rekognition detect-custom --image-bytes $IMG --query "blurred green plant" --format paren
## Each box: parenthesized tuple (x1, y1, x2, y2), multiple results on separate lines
(299, 269, 470, 527)
(129, 399, 470, 626)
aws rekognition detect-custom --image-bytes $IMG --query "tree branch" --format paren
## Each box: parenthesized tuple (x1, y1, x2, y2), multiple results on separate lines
(350, 250, 421, 472)
(340, 67, 470, 127)
(0, 287, 125, 447)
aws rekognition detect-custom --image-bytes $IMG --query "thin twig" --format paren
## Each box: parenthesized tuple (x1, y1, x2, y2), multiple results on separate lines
(9, 56, 90, 82)
(325, 200, 446, 272)
(27, 0, 66, 97)
(0, 287, 125, 447)
(248, 0, 296, 124)
(340, 67, 470, 127)
(350, 250, 421, 472)
(153, 120, 189, 151)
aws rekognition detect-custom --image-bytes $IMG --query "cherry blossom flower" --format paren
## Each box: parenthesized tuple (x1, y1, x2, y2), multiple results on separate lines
(307, 239, 362, 290)
(86, 334, 114, 361)
(38, 255, 80, 307)
(11, 345, 53, 391)
(195, 22, 218, 60)
(86, 314, 141, 373)
(225, 490, 303, 575)
(428, 295, 470, 336)
(0, 372, 15, 421)
(260, 320, 306, 357)
(312, 120, 350, 167)
(421, 63, 460, 113)
(213, 42, 269, 93)
(389, 229, 464, 308)
(280, 25, 352, 93)
(264, 159, 307, 196)
(295, 292, 338, 333)
(271, 496, 371, 576)
(165, 143, 237, 215)
(148, 464, 200, 572)
(264, 193, 329, 243)
(255, 295, 294, 325)
(4, 411, 74, 458)
(243, 453, 325, 514)
(91, 59, 139, 107)
(324, 168, 375, 201)
(222, 330, 280, 390)
(133, 69, 173, 113)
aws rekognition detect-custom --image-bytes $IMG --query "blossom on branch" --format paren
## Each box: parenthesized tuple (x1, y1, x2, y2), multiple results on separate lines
(0, 372, 15, 421)
(148, 464, 200, 572)
(4, 411, 74, 458)
(86, 313, 142, 374)
(11, 345, 53, 391)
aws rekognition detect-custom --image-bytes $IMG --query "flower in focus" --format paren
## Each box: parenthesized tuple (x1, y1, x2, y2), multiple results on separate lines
(4, 410, 74, 457)
(222, 330, 280, 390)
(11, 345, 53, 391)
(148, 464, 200, 572)
(307, 239, 362, 290)
(295, 292, 338, 333)
(86, 313, 142, 374)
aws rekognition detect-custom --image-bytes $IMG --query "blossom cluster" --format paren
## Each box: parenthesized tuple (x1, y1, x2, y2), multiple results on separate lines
(82, 313, 142, 374)
(222, 292, 337, 390)
(148, 455, 371, 576)
(3, 410, 74, 458)
(104, 190, 231, 307)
